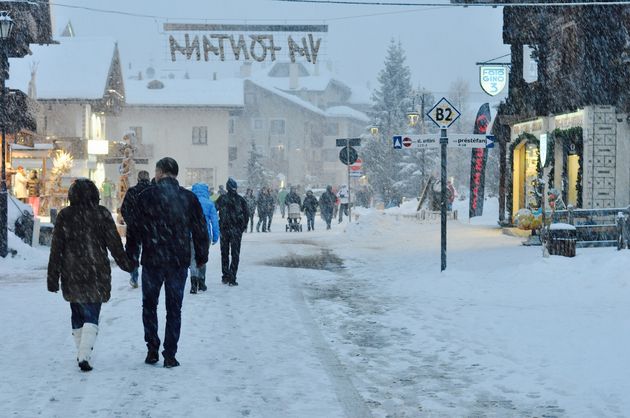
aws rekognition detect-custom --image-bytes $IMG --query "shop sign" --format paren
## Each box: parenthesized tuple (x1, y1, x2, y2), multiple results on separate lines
(14, 132, 34, 148)
(479, 65, 507, 96)
(165, 23, 327, 65)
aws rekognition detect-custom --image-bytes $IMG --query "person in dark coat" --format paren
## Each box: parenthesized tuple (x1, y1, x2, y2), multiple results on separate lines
(125, 157, 209, 368)
(302, 190, 319, 231)
(244, 188, 257, 233)
(47, 178, 135, 372)
(319, 185, 336, 230)
(256, 187, 271, 232)
(215, 178, 249, 286)
(120, 170, 151, 288)
(285, 186, 302, 227)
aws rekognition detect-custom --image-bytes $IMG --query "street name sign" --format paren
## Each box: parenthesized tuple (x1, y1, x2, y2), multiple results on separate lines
(335, 137, 361, 147)
(392, 134, 494, 149)
(449, 134, 495, 148)
(427, 97, 461, 129)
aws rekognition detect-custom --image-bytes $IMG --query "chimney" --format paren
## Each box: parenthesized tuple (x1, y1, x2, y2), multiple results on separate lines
(289, 63, 299, 90)
(240, 62, 252, 78)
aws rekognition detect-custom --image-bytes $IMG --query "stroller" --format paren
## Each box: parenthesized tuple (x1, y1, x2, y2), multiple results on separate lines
(285, 203, 303, 232)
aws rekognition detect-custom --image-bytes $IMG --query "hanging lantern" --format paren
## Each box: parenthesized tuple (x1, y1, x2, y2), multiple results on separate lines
(0, 11, 14, 40)
(407, 111, 420, 127)
(369, 125, 379, 138)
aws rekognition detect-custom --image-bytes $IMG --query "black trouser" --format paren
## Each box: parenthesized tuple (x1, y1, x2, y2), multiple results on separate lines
(257, 213, 267, 232)
(322, 208, 333, 229)
(338, 203, 349, 222)
(249, 213, 255, 232)
(220, 231, 243, 282)
(305, 211, 315, 230)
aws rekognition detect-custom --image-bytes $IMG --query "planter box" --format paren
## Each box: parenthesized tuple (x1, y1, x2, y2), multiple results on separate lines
(548, 224, 577, 257)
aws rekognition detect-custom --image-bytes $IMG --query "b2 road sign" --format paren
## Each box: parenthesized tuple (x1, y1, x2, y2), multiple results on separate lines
(427, 97, 461, 129)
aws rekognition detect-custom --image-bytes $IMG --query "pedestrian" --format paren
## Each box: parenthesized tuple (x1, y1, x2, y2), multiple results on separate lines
(47, 178, 135, 372)
(277, 187, 288, 219)
(217, 185, 227, 197)
(338, 184, 350, 223)
(244, 188, 257, 233)
(256, 187, 270, 232)
(302, 190, 319, 231)
(285, 186, 302, 229)
(267, 188, 277, 232)
(120, 170, 151, 289)
(319, 185, 336, 230)
(189, 183, 219, 294)
(215, 178, 249, 286)
(446, 180, 456, 211)
(27, 169, 41, 216)
(101, 178, 114, 211)
(125, 157, 209, 368)
(13, 165, 28, 203)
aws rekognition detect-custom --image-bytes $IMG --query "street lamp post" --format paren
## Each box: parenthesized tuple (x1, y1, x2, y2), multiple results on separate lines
(0, 10, 15, 258)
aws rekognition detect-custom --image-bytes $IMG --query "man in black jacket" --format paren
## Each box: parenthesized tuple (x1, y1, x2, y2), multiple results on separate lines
(126, 158, 209, 368)
(121, 170, 151, 288)
(215, 178, 249, 286)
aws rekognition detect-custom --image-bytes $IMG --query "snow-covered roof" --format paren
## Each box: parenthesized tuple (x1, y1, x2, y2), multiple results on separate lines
(7, 37, 117, 100)
(247, 79, 326, 117)
(325, 106, 370, 123)
(125, 78, 243, 107)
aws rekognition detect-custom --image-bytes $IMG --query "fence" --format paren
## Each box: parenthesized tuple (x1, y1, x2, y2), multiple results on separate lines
(549, 206, 630, 248)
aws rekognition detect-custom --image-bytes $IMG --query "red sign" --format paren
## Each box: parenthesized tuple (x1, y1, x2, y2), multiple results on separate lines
(402, 137, 412, 148)
(350, 158, 362, 171)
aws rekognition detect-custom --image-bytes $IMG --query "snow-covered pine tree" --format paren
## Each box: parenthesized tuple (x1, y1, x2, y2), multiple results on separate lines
(246, 141, 270, 190)
(364, 39, 413, 203)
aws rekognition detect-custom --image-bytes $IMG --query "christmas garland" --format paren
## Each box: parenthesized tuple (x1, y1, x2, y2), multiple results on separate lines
(507, 132, 540, 224)
(549, 127, 583, 208)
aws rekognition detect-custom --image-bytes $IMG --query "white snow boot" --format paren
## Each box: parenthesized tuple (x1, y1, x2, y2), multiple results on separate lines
(77, 323, 98, 372)
(72, 328, 82, 351)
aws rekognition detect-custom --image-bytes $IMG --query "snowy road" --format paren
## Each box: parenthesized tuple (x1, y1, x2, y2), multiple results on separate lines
(2, 201, 630, 417)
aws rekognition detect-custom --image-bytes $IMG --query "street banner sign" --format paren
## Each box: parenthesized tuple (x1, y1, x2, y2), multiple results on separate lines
(336, 137, 361, 147)
(449, 134, 495, 148)
(427, 97, 461, 128)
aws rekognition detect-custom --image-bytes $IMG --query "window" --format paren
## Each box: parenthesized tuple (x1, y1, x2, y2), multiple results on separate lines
(326, 122, 339, 136)
(229, 118, 236, 135)
(252, 119, 264, 131)
(229, 146, 238, 161)
(192, 126, 208, 145)
(270, 119, 286, 135)
(185, 168, 214, 187)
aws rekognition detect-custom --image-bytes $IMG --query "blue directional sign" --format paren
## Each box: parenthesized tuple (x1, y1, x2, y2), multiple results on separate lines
(486, 135, 495, 149)
(392, 135, 402, 149)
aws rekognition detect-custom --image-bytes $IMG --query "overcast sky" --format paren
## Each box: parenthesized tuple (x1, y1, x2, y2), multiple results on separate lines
(49, 0, 509, 104)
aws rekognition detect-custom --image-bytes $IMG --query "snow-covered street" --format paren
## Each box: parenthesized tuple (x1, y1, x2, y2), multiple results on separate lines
(2, 200, 630, 417)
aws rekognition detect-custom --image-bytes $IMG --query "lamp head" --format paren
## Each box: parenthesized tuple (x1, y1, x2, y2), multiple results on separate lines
(0, 11, 14, 41)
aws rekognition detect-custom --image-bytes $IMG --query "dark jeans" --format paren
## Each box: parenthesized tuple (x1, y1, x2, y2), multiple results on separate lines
(220, 232, 243, 282)
(257, 214, 267, 232)
(142, 265, 187, 358)
(249, 214, 255, 232)
(70, 303, 102, 329)
(305, 212, 315, 230)
(338, 203, 349, 222)
(322, 209, 333, 229)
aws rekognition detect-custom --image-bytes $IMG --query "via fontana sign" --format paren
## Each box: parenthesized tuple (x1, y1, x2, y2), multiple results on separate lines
(165, 23, 327, 65)
(480, 65, 507, 96)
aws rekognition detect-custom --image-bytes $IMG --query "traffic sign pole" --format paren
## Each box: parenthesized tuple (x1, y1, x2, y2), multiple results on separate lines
(440, 128, 447, 272)
(347, 137, 351, 223)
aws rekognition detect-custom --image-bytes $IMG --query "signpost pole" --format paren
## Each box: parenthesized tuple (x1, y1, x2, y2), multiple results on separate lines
(347, 137, 351, 223)
(440, 128, 448, 272)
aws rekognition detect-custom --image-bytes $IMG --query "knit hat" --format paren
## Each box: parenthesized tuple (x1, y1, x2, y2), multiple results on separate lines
(226, 177, 238, 192)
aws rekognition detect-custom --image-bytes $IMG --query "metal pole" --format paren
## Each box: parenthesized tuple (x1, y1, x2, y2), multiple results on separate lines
(0, 74, 7, 257)
(440, 128, 447, 271)
(347, 137, 351, 223)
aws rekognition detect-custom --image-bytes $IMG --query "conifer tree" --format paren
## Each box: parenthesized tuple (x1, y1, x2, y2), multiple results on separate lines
(246, 141, 269, 190)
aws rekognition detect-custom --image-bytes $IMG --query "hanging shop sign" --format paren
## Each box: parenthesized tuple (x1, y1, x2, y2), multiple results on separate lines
(165, 23, 327, 65)
(479, 65, 507, 96)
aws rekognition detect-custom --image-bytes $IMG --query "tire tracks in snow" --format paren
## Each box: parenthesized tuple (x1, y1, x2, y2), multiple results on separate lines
(289, 276, 374, 418)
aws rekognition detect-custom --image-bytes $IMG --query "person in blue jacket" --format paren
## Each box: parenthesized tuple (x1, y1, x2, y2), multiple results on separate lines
(190, 183, 220, 293)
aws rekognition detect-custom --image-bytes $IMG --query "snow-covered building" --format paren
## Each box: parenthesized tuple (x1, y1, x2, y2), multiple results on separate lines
(106, 76, 243, 189)
(494, 3, 630, 224)
(230, 62, 370, 187)
(7, 36, 125, 187)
